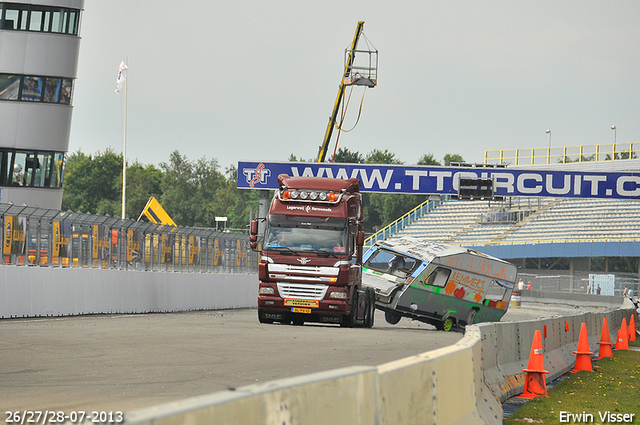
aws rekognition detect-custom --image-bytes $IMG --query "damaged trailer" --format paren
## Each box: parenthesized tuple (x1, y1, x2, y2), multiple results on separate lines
(362, 237, 517, 331)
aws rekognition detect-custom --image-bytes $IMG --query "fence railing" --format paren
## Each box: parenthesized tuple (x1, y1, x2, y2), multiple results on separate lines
(518, 270, 639, 296)
(484, 142, 639, 166)
(363, 196, 447, 248)
(1, 203, 257, 273)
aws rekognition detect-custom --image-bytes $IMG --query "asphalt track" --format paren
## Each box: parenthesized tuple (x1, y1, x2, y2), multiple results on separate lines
(0, 304, 597, 414)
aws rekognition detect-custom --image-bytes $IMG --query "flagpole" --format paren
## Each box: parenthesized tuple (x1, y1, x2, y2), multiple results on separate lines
(121, 56, 128, 219)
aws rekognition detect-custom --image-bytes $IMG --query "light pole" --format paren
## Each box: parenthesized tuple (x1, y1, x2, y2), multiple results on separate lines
(611, 125, 617, 144)
(546, 129, 551, 148)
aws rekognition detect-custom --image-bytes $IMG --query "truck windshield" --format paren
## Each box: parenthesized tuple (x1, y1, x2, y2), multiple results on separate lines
(264, 215, 348, 255)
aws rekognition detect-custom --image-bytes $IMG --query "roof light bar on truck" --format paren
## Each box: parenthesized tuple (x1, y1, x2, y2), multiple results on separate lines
(279, 188, 341, 203)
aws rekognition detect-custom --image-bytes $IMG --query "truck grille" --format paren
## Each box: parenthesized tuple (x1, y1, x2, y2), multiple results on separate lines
(277, 283, 328, 300)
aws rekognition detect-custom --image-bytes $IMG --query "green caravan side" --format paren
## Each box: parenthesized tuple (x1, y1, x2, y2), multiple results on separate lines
(362, 237, 517, 331)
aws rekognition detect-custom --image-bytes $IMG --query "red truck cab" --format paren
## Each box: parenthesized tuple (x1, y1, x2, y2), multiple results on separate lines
(250, 174, 374, 327)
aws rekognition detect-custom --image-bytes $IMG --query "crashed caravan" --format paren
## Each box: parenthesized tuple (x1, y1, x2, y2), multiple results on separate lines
(362, 237, 518, 331)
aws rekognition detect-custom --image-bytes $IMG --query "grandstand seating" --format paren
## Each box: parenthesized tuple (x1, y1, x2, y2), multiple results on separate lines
(391, 198, 640, 247)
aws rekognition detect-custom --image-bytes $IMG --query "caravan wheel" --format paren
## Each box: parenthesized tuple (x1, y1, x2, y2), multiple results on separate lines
(384, 311, 401, 325)
(437, 317, 454, 332)
(466, 309, 477, 326)
(442, 317, 453, 332)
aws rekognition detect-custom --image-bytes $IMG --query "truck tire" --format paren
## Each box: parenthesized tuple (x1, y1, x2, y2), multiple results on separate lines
(341, 290, 358, 328)
(384, 311, 401, 325)
(364, 287, 375, 328)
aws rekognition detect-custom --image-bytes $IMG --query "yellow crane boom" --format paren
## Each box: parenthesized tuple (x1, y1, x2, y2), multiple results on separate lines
(316, 21, 377, 163)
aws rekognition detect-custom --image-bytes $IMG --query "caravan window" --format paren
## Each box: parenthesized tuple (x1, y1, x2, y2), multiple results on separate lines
(423, 267, 451, 288)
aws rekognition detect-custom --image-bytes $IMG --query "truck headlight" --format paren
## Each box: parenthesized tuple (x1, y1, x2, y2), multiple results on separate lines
(330, 291, 347, 299)
(260, 287, 275, 294)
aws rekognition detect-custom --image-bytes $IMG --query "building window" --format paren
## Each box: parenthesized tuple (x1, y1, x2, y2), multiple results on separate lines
(0, 74, 20, 100)
(50, 8, 62, 33)
(21, 76, 43, 101)
(0, 74, 73, 104)
(60, 79, 72, 104)
(68, 10, 78, 35)
(0, 149, 65, 188)
(0, 3, 81, 35)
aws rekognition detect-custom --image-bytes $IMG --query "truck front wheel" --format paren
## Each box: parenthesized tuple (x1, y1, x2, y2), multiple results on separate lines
(364, 287, 376, 328)
(340, 290, 358, 328)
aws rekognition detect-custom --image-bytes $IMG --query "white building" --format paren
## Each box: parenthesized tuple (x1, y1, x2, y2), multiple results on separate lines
(0, 0, 84, 208)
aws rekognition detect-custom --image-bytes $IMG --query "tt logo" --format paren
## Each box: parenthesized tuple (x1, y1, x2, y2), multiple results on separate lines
(243, 163, 271, 187)
(297, 257, 311, 265)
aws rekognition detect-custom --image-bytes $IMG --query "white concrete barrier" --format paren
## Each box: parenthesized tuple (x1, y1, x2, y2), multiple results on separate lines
(377, 340, 484, 425)
(0, 265, 257, 318)
(2, 267, 635, 425)
(119, 296, 635, 425)
(125, 366, 380, 425)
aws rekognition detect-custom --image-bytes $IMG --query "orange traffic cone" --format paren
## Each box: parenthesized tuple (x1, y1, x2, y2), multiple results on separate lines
(615, 318, 629, 351)
(517, 330, 548, 399)
(614, 329, 622, 350)
(573, 322, 594, 372)
(597, 317, 614, 360)
(628, 315, 636, 342)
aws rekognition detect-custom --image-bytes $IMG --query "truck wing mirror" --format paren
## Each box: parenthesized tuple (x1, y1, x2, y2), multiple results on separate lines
(249, 235, 258, 251)
(356, 230, 365, 245)
(250, 220, 258, 236)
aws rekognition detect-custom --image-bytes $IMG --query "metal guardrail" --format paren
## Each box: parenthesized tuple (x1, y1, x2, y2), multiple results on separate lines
(451, 237, 640, 247)
(484, 142, 639, 166)
(1, 203, 257, 273)
(363, 196, 447, 248)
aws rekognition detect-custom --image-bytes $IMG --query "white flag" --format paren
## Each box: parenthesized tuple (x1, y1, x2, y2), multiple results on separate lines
(115, 61, 127, 94)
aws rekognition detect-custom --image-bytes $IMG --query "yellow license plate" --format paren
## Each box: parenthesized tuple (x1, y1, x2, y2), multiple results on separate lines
(292, 307, 312, 314)
(284, 299, 319, 308)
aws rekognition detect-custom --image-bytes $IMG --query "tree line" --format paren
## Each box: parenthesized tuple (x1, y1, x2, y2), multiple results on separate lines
(61, 148, 463, 234)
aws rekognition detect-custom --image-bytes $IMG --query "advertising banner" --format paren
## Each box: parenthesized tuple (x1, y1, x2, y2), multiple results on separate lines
(214, 239, 223, 266)
(130, 230, 143, 263)
(127, 229, 134, 262)
(237, 161, 640, 200)
(59, 221, 71, 260)
(92, 225, 99, 259)
(3, 215, 13, 255)
(4, 216, 27, 255)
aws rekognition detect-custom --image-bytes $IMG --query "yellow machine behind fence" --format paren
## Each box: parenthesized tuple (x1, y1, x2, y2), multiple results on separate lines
(138, 197, 176, 226)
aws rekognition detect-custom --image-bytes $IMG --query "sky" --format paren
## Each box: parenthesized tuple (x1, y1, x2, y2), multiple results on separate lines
(68, 1, 640, 172)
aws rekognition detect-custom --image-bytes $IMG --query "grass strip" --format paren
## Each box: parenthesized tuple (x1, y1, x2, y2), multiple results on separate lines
(504, 339, 640, 425)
